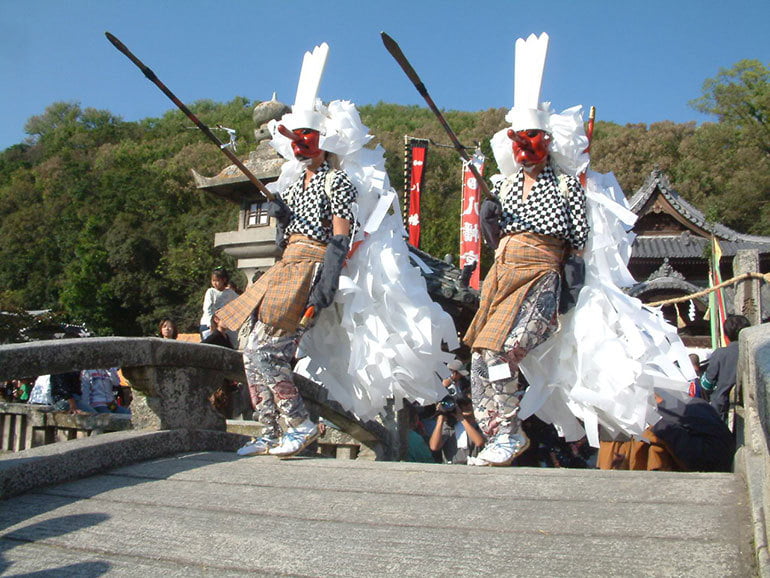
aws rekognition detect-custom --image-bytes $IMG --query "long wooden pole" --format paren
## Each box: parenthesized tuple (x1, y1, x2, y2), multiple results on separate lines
(105, 32, 275, 201)
(580, 106, 596, 187)
(381, 32, 493, 199)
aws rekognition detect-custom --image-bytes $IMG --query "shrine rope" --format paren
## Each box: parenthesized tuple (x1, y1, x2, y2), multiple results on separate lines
(646, 272, 770, 307)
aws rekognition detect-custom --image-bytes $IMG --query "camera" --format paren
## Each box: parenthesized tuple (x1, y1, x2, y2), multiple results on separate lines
(438, 382, 472, 415)
(438, 394, 457, 413)
(437, 382, 461, 413)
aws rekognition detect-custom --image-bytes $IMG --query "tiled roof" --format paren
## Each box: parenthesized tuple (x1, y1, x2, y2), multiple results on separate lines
(627, 275, 706, 300)
(629, 169, 770, 257)
(408, 245, 479, 310)
(631, 235, 770, 259)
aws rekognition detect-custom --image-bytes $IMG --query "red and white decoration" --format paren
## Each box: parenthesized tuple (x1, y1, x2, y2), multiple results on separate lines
(459, 151, 485, 289)
(407, 141, 428, 247)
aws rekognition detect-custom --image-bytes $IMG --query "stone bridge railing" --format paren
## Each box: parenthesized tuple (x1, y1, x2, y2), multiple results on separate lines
(0, 337, 393, 458)
(736, 324, 770, 574)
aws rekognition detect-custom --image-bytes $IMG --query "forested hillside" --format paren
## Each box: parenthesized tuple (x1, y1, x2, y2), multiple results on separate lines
(0, 60, 767, 340)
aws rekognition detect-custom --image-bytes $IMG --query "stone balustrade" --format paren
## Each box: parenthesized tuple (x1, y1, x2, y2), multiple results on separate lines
(0, 402, 132, 452)
(0, 337, 391, 457)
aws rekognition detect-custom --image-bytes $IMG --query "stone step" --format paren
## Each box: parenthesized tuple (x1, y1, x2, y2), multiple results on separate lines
(0, 451, 754, 576)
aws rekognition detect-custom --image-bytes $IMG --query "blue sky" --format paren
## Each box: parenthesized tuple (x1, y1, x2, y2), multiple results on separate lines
(1, 0, 768, 151)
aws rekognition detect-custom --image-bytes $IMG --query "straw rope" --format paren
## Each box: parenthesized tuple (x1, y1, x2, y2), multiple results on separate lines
(646, 272, 770, 307)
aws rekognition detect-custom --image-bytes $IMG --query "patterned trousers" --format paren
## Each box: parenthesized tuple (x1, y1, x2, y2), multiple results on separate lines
(242, 320, 309, 439)
(471, 271, 560, 438)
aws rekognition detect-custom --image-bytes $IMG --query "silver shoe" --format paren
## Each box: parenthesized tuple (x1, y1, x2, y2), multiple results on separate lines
(236, 436, 279, 456)
(268, 420, 319, 457)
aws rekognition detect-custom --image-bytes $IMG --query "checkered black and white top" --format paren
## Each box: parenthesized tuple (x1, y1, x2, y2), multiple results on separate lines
(496, 164, 589, 250)
(282, 161, 357, 243)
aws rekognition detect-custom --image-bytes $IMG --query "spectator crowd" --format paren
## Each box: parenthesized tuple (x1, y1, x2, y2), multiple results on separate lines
(3, 367, 132, 416)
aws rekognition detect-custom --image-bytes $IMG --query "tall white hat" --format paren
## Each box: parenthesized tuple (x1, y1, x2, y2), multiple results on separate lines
(280, 43, 329, 132)
(269, 43, 376, 164)
(491, 32, 589, 178)
(506, 32, 550, 132)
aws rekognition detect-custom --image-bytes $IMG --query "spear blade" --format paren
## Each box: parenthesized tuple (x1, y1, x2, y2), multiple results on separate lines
(381, 32, 491, 199)
(381, 32, 428, 98)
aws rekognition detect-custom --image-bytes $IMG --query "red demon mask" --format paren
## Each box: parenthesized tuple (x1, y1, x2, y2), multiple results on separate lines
(277, 124, 323, 159)
(507, 128, 551, 166)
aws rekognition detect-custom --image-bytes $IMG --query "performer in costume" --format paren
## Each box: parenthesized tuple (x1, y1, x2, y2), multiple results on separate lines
(217, 44, 354, 458)
(468, 34, 696, 465)
(465, 33, 590, 466)
(219, 43, 460, 457)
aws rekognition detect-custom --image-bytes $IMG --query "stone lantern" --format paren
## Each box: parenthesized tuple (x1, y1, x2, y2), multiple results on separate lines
(191, 97, 291, 286)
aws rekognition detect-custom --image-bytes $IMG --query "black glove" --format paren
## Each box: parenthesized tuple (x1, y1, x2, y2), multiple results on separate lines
(480, 198, 502, 250)
(267, 197, 291, 248)
(266, 197, 291, 226)
(308, 235, 349, 310)
(459, 261, 476, 288)
(559, 255, 585, 314)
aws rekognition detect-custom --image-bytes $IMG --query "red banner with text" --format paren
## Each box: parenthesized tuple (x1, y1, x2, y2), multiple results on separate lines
(459, 151, 485, 290)
(408, 141, 428, 247)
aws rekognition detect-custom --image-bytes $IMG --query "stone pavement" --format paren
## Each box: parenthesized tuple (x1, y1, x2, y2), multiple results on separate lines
(0, 452, 756, 577)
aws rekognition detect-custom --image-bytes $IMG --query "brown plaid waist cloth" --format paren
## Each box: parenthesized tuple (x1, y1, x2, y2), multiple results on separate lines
(464, 232, 566, 351)
(216, 235, 327, 333)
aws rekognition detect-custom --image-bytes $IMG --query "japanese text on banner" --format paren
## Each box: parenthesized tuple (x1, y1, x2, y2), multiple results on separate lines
(459, 151, 485, 289)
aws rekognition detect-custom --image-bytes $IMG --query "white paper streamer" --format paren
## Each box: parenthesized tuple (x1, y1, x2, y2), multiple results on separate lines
(518, 170, 694, 446)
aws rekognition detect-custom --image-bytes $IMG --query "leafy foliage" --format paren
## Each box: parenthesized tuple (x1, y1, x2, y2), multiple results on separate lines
(690, 60, 770, 155)
(0, 60, 767, 338)
(0, 99, 249, 337)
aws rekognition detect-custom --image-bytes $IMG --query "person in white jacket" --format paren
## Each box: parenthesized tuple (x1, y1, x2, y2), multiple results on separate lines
(199, 267, 238, 343)
(80, 368, 130, 414)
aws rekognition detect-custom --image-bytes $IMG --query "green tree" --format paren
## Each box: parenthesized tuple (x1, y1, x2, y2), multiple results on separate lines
(1, 98, 250, 336)
(361, 104, 506, 267)
(690, 59, 770, 155)
(590, 121, 696, 195)
(681, 60, 770, 235)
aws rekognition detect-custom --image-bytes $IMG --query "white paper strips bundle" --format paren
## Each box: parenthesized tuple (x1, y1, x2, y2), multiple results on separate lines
(518, 171, 695, 446)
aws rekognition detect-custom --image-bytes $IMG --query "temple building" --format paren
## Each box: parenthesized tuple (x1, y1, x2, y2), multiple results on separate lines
(627, 169, 770, 347)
